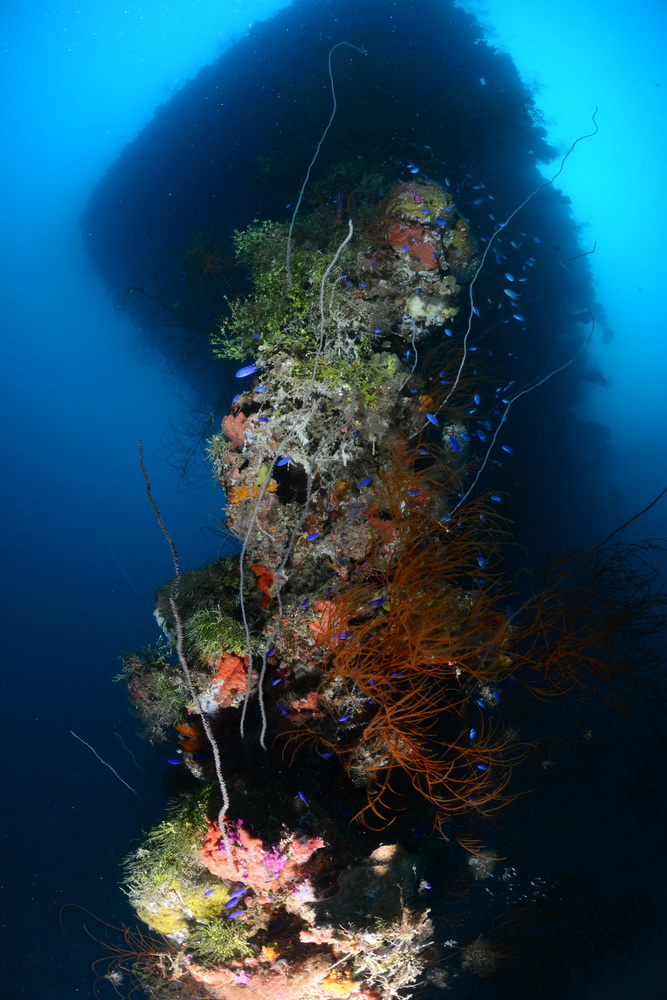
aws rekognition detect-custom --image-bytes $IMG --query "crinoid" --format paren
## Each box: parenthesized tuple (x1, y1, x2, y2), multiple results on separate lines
(181, 228, 237, 286)
(499, 538, 667, 710)
(61, 904, 196, 999)
(288, 444, 526, 831)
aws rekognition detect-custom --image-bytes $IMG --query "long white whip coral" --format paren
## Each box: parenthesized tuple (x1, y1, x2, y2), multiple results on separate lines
(285, 40, 366, 287)
(138, 440, 236, 872)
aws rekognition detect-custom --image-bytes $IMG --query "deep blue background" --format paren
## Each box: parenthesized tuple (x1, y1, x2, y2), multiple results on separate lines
(2, 1, 665, 997)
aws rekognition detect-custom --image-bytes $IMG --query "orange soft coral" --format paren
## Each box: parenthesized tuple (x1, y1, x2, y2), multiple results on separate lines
(222, 411, 251, 449)
(386, 221, 438, 270)
(200, 818, 324, 894)
(229, 482, 278, 504)
(211, 652, 249, 708)
(175, 720, 203, 753)
(251, 562, 275, 608)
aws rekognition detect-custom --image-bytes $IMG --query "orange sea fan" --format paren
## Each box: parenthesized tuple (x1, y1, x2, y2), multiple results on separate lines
(284, 445, 523, 828)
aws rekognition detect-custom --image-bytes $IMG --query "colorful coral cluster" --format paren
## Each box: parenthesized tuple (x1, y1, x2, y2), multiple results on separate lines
(116, 168, 664, 1000)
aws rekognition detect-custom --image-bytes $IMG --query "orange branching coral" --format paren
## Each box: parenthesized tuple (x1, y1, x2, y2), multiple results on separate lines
(283, 446, 524, 830)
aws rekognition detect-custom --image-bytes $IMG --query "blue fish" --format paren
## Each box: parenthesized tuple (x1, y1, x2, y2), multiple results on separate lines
(513, 313, 526, 322)
(473, 393, 481, 405)
(449, 436, 461, 453)
(235, 363, 258, 378)
(503, 288, 520, 301)
(426, 413, 438, 426)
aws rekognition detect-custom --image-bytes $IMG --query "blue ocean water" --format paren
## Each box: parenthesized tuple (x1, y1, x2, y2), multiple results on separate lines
(1, 1, 665, 998)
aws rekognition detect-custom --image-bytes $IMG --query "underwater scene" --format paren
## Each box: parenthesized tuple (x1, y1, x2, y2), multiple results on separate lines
(2, 0, 666, 997)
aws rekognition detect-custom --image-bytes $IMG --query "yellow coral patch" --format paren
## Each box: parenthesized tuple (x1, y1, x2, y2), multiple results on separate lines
(137, 905, 187, 936)
(318, 969, 358, 997)
(183, 886, 231, 921)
